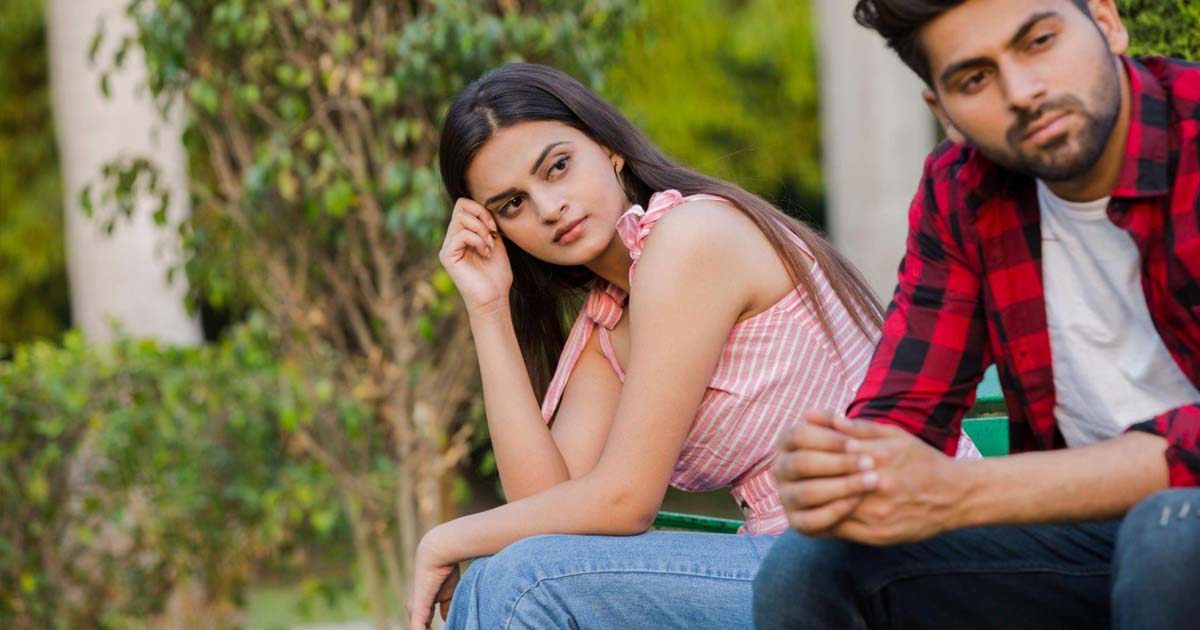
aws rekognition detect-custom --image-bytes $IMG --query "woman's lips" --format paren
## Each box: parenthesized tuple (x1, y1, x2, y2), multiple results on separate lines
(554, 217, 588, 244)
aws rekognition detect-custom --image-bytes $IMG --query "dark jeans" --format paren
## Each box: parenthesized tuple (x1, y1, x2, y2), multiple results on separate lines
(752, 489, 1200, 629)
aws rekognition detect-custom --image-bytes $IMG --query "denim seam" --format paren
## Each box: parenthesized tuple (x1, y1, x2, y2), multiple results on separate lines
(502, 568, 755, 630)
(861, 563, 1113, 598)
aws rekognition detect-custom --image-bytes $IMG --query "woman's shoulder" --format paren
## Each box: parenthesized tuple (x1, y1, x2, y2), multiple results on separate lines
(640, 196, 762, 262)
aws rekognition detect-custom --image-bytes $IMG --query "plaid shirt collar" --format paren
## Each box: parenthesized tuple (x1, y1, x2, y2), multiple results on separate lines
(1113, 56, 1170, 198)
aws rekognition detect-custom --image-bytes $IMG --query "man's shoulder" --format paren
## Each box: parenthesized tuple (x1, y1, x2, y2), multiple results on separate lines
(926, 139, 978, 181)
(919, 140, 1013, 220)
(1137, 56, 1200, 116)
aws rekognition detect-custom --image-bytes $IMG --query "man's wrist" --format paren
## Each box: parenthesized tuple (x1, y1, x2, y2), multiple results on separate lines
(944, 458, 1001, 530)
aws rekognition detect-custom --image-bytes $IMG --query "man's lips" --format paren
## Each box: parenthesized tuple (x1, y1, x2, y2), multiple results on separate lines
(1023, 111, 1071, 144)
(553, 217, 587, 244)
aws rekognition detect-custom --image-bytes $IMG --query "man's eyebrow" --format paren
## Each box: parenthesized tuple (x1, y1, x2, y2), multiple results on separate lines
(937, 11, 1060, 88)
(1008, 11, 1059, 49)
(939, 56, 991, 88)
(530, 141, 569, 175)
(483, 187, 517, 208)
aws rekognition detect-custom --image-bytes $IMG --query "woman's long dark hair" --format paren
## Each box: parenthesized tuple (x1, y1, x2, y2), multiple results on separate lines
(439, 63, 884, 400)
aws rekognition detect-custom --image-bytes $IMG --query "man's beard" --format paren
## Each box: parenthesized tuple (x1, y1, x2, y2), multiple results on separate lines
(971, 64, 1122, 182)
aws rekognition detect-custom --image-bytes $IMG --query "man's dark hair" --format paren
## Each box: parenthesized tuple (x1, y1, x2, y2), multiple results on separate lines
(854, 0, 1091, 86)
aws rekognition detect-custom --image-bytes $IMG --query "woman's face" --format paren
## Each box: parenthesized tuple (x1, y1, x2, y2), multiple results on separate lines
(465, 120, 630, 267)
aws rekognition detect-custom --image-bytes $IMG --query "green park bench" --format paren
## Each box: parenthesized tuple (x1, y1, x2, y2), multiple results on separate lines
(652, 367, 1009, 534)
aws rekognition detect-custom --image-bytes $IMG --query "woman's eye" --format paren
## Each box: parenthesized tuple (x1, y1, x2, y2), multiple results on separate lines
(500, 194, 525, 217)
(549, 156, 569, 176)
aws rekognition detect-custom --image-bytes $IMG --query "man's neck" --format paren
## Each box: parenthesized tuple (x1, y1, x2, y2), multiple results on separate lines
(1043, 60, 1132, 203)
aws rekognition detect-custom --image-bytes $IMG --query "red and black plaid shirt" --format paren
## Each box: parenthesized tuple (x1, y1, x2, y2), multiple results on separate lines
(848, 56, 1200, 487)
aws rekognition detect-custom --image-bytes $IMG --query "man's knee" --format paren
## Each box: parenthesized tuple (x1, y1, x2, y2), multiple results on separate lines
(753, 530, 860, 628)
(1115, 489, 1200, 578)
(1112, 488, 1200, 626)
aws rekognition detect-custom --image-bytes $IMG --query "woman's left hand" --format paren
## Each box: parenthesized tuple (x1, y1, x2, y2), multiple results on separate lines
(407, 531, 461, 629)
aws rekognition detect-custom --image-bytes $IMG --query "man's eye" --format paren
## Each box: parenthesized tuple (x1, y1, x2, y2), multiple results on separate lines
(1029, 33, 1056, 51)
(960, 70, 988, 93)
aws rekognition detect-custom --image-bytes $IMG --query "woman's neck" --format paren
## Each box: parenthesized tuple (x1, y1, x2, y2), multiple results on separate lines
(585, 236, 633, 293)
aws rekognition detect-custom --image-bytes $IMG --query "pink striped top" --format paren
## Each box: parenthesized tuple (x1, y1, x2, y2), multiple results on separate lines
(540, 191, 877, 535)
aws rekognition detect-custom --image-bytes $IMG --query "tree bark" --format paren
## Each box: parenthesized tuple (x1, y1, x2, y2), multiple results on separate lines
(45, 0, 202, 345)
(816, 0, 936, 299)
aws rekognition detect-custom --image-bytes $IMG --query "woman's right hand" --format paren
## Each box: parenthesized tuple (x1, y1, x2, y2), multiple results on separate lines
(439, 198, 513, 314)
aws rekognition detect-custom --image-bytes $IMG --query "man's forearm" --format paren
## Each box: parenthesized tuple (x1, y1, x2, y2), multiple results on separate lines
(953, 432, 1171, 528)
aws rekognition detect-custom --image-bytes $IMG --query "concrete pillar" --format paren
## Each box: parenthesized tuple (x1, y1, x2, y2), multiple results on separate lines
(816, 0, 937, 300)
(46, 0, 202, 344)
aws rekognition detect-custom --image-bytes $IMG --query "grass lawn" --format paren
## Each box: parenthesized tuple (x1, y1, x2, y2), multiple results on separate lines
(245, 584, 371, 630)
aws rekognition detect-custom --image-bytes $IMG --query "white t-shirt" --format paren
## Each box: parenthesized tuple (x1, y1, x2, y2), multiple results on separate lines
(1038, 180, 1200, 447)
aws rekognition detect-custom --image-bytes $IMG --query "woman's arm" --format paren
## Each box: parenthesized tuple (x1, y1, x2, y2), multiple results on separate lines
(470, 302, 622, 500)
(442, 197, 622, 501)
(410, 201, 763, 626)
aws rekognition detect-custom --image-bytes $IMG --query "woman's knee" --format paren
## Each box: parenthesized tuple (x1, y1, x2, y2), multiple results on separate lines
(446, 536, 570, 629)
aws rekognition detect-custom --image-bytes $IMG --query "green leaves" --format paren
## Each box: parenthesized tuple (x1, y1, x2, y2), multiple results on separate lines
(1120, 0, 1200, 61)
(0, 318, 355, 627)
(321, 178, 355, 218)
(609, 0, 822, 211)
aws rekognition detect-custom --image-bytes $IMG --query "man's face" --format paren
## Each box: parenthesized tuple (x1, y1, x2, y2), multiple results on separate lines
(920, 0, 1128, 181)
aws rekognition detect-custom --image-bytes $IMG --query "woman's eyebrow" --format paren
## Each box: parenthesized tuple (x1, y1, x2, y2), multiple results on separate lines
(529, 141, 569, 175)
(481, 140, 572, 207)
(484, 187, 517, 208)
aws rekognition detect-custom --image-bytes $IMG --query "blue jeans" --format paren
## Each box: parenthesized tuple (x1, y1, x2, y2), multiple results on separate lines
(753, 489, 1200, 629)
(445, 531, 778, 629)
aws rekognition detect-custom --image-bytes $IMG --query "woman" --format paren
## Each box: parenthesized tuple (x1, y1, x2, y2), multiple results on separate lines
(408, 63, 887, 629)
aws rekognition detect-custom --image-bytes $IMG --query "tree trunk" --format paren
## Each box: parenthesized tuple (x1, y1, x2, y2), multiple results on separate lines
(816, 0, 936, 299)
(45, 0, 202, 345)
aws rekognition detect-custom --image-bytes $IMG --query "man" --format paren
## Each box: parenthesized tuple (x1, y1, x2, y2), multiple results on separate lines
(754, 1, 1200, 628)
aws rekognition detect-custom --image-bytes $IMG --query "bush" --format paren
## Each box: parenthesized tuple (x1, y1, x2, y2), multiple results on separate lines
(1120, 0, 1200, 60)
(0, 0, 69, 345)
(0, 315, 349, 629)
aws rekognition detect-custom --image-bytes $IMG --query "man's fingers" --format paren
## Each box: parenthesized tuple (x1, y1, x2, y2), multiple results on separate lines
(778, 421, 852, 454)
(786, 495, 863, 535)
(777, 472, 878, 510)
(802, 409, 838, 427)
(773, 450, 875, 482)
(833, 416, 902, 443)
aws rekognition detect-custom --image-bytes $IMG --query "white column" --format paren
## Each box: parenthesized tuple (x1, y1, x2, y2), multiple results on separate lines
(46, 0, 202, 344)
(816, 0, 936, 300)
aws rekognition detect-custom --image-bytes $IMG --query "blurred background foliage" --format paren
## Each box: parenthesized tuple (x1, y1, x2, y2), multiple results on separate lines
(1123, 0, 1200, 59)
(0, 315, 347, 628)
(610, 0, 824, 220)
(5, 0, 1195, 347)
(0, 0, 69, 347)
(1, 0, 1198, 628)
